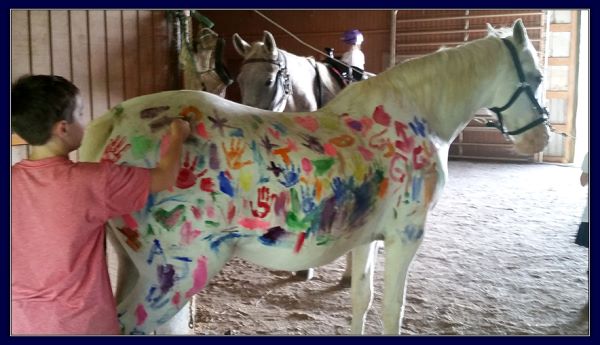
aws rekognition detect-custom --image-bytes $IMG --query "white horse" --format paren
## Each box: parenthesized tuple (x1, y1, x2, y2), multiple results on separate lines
(233, 30, 344, 112)
(80, 19, 549, 335)
(234, 30, 353, 282)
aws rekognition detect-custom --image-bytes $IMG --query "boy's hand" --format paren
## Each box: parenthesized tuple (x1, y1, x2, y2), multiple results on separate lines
(170, 118, 191, 141)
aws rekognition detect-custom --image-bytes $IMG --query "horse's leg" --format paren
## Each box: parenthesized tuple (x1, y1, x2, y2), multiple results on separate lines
(350, 241, 378, 334)
(381, 226, 424, 334)
(339, 252, 352, 287)
(154, 300, 193, 335)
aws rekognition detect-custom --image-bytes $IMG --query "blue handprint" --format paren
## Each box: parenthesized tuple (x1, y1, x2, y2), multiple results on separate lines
(278, 163, 300, 188)
(300, 185, 317, 213)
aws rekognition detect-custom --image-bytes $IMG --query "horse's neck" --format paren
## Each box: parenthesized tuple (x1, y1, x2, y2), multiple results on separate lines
(281, 50, 319, 111)
(385, 37, 505, 143)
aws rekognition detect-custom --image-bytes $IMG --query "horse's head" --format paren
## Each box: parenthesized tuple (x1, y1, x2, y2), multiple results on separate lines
(233, 31, 290, 111)
(486, 19, 549, 154)
(189, 28, 233, 97)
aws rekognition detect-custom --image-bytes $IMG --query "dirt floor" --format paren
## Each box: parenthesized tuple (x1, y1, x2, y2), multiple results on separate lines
(190, 159, 589, 335)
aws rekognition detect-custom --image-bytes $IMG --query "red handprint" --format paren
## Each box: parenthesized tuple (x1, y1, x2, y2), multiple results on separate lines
(176, 152, 207, 189)
(250, 186, 275, 218)
(101, 135, 131, 163)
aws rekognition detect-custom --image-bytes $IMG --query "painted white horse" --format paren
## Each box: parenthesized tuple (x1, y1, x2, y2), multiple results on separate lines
(234, 30, 353, 282)
(233, 30, 344, 112)
(80, 19, 549, 335)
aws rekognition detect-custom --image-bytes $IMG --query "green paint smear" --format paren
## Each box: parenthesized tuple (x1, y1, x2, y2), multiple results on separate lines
(153, 204, 185, 230)
(112, 105, 124, 118)
(131, 135, 154, 159)
(286, 212, 311, 231)
(312, 158, 335, 176)
(290, 188, 300, 213)
(316, 234, 332, 246)
(205, 220, 220, 227)
(146, 224, 155, 237)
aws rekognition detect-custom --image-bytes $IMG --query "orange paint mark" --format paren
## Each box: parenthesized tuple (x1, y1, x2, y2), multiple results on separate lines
(315, 178, 323, 201)
(378, 178, 389, 198)
(180, 105, 203, 121)
(329, 135, 355, 147)
(273, 146, 291, 165)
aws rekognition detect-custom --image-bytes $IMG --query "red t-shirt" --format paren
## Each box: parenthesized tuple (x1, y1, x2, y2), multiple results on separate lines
(11, 156, 151, 335)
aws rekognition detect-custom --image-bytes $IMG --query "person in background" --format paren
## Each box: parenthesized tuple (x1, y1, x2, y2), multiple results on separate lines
(341, 29, 366, 82)
(11, 74, 190, 334)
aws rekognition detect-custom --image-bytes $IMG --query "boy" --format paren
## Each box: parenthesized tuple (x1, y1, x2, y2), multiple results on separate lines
(11, 75, 190, 334)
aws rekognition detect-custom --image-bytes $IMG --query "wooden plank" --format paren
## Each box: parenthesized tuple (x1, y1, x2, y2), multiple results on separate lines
(138, 10, 154, 95)
(11, 10, 31, 82)
(152, 10, 169, 91)
(50, 10, 71, 79)
(106, 10, 124, 108)
(69, 11, 91, 125)
(88, 10, 109, 120)
(29, 10, 52, 75)
(122, 10, 140, 100)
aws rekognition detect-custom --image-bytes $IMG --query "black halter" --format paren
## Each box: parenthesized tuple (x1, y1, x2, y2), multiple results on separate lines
(486, 38, 549, 136)
(242, 52, 291, 110)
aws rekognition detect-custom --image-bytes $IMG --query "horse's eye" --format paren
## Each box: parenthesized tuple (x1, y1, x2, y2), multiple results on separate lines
(265, 79, 273, 87)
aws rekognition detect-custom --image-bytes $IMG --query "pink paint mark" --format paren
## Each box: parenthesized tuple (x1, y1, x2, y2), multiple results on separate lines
(135, 304, 147, 326)
(301, 158, 313, 174)
(185, 256, 208, 299)
(196, 122, 210, 139)
(180, 221, 201, 245)
(274, 191, 289, 216)
(360, 117, 374, 134)
(172, 292, 181, 306)
(191, 206, 202, 219)
(373, 105, 391, 126)
(358, 146, 374, 161)
(238, 217, 271, 230)
(164, 209, 184, 229)
(227, 201, 236, 224)
(268, 127, 281, 140)
(206, 206, 215, 218)
(323, 143, 337, 156)
(294, 115, 319, 132)
(122, 214, 138, 229)
(294, 232, 306, 253)
(159, 134, 170, 158)
(287, 138, 298, 152)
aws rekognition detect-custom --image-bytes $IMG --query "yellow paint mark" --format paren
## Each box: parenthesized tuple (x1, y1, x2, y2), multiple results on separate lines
(239, 168, 253, 193)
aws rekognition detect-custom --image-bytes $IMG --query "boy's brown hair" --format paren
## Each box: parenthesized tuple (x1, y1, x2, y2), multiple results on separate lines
(11, 75, 79, 145)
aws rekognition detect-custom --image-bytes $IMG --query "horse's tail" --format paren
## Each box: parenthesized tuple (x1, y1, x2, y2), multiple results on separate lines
(79, 111, 115, 162)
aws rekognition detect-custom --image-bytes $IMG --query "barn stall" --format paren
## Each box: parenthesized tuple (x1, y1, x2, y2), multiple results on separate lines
(11, 9, 588, 335)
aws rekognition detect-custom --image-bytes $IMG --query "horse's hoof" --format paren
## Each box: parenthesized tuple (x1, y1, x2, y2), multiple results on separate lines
(294, 269, 314, 281)
(339, 275, 351, 288)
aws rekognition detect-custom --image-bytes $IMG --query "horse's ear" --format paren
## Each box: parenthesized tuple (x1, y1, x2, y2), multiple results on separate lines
(263, 31, 277, 54)
(486, 23, 497, 36)
(232, 33, 251, 57)
(512, 18, 529, 45)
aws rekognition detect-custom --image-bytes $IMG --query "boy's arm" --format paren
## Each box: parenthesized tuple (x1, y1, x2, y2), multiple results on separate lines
(150, 119, 191, 193)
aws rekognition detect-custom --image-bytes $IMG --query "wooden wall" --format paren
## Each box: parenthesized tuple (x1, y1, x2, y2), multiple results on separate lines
(11, 10, 175, 164)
